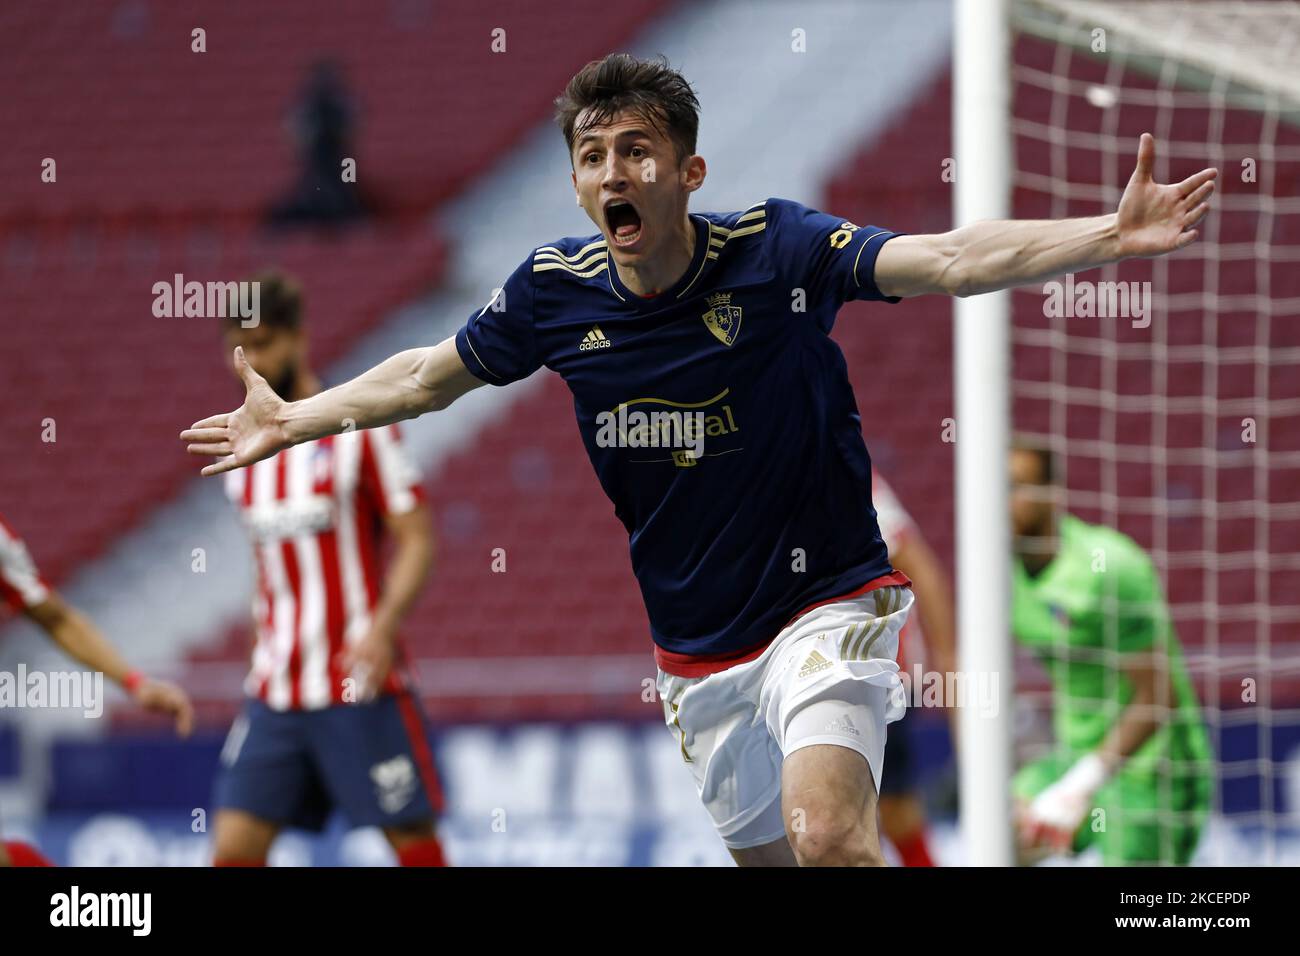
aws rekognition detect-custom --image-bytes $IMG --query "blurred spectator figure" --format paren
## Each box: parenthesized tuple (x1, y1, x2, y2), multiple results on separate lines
(269, 61, 369, 226)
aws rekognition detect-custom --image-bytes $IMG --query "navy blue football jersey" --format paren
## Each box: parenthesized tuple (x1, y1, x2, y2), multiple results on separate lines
(455, 197, 906, 670)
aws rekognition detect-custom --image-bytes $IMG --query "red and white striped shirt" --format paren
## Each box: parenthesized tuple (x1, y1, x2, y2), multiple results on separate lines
(224, 424, 425, 711)
(0, 514, 51, 614)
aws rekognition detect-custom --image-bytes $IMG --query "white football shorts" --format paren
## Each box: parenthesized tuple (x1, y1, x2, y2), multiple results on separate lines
(656, 585, 913, 849)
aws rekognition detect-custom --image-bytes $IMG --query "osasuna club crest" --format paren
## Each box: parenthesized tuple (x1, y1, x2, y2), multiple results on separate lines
(702, 291, 742, 347)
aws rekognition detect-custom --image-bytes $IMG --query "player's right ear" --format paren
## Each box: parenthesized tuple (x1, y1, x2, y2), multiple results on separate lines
(682, 154, 706, 194)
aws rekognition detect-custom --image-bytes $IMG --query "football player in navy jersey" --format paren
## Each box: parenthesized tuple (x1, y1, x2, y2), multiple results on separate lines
(183, 54, 1216, 866)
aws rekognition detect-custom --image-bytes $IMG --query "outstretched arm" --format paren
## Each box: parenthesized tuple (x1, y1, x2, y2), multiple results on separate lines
(181, 335, 483, 476)
(26, 593, 194, 736)
(874, 134, 1218, 299)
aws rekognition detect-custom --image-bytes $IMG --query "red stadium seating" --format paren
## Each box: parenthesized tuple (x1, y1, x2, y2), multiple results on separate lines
(0, 0, 673, 585)
(0, 0, 672, 222)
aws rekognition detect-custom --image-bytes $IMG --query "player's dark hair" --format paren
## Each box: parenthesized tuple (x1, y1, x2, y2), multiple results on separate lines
(554, 53, 700, 164)
(223, 270, 303, 331)
(1012, 437, 1057, 485)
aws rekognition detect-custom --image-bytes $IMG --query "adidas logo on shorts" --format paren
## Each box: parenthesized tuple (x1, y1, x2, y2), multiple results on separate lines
(798, 649, 834, 679)
(825, 714, 860, 737)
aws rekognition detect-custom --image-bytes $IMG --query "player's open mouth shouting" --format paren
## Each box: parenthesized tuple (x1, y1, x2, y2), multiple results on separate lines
(604, 197, 643, 249)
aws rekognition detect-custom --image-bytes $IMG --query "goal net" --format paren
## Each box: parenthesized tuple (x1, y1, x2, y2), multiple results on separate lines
(1005, 0, 1300, 864)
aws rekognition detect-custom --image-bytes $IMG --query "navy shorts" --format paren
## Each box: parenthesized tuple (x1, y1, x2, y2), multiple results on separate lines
(214, 692, 444, 832)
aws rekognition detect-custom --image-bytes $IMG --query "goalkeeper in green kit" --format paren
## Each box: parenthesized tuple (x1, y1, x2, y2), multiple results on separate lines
(1009, 442, 1213, 866)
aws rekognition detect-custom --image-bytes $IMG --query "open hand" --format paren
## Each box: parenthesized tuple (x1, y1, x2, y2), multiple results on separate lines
(1116, 133, 1217, 258)
(181, 346, 290, 477)
(134, 678, 195, 738)
(339, 628, 397, 703)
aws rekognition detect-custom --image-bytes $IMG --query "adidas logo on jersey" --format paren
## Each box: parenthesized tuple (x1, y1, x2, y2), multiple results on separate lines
(579, 326, 612, 351)
(798, 649, 834, 679)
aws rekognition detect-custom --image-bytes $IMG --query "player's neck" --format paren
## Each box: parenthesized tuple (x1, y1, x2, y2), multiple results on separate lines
(613, 212, 696, 297)
(1018, 515, 1060, 577)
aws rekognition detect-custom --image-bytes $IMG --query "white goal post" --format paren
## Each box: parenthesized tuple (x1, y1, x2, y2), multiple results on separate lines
(954, 0, 1015, 869)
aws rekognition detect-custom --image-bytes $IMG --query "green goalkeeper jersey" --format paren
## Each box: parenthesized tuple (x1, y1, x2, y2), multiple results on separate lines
(1012, 514, 1212, 781)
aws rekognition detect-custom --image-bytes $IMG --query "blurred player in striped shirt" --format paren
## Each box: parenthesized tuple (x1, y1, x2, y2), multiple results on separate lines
(210, 273, 448, 867)
(0, 513, 194, 865)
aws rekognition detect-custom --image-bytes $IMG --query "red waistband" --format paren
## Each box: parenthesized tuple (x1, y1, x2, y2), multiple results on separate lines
(653, 570, 912, 678)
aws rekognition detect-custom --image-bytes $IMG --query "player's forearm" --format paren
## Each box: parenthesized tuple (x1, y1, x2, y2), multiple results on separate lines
(369, 529, 434, 640)
(279, 348, 441, 446)
(1096, 678, 1166, 770)
(949, 214, 1122, 297)
(43, 606, 133, 687)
